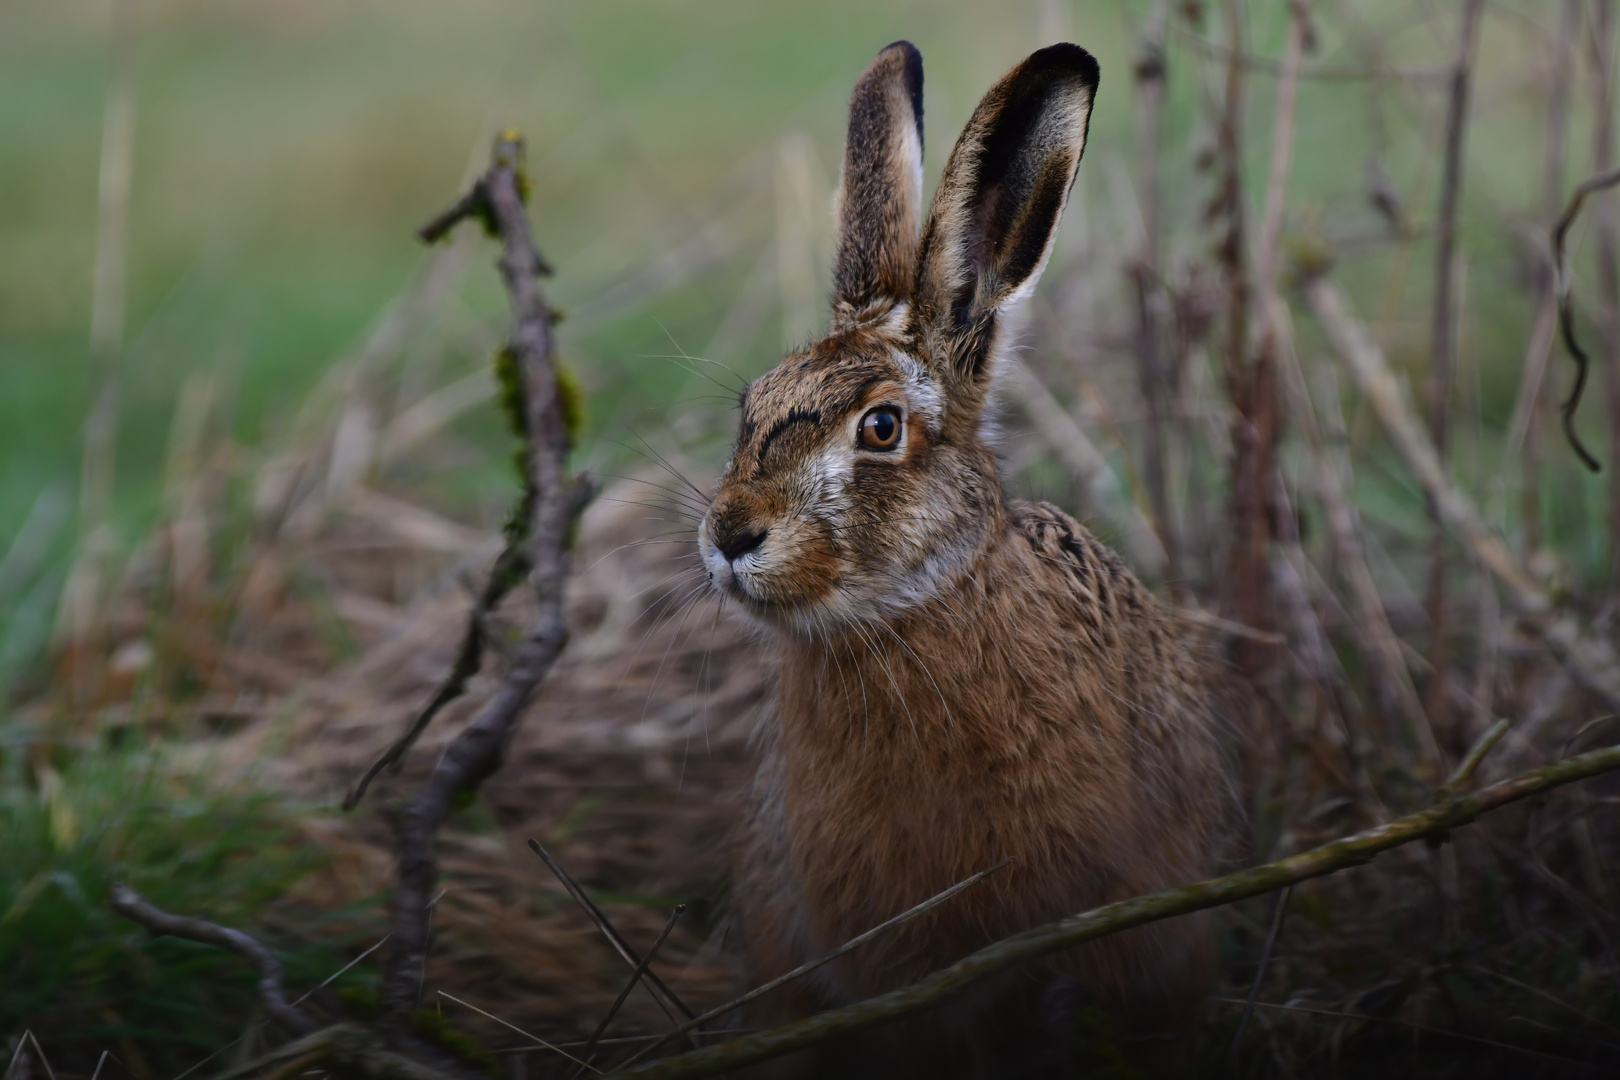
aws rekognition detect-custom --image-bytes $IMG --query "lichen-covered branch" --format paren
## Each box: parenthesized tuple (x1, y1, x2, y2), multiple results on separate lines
(109, 883, 316, 1036)
(379, 130, 588, 1021)
(604, 742, 1620, 1080)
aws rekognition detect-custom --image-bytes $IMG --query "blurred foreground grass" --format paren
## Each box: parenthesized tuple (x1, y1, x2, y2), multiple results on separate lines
(0, 734, 372, 1072)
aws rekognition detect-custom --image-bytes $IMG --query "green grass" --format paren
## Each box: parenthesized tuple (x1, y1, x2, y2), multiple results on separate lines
(0, 724, 370, 1072)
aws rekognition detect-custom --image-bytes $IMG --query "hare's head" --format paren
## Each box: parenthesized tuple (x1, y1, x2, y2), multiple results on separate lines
(700, 41, 1098, 635)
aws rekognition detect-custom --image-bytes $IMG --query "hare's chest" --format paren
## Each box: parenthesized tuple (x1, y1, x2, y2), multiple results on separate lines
(773, 701, 1079, 955)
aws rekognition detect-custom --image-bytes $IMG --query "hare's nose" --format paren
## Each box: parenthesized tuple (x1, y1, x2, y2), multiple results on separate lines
(714, 524, 769, 562)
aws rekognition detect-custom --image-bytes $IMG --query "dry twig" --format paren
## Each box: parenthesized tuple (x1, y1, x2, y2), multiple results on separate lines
(528, 840, 699, 1034)
(573, 906, 687, 1076)
(108, 883, 316, 1036)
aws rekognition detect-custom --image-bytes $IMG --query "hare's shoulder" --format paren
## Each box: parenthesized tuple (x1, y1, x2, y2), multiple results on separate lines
(1004, 500, 1174, 650)
(1007, 501, 1150, 603)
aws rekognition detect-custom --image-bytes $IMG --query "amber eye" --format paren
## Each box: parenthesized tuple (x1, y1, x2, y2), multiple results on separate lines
(858, 407, 902, 451)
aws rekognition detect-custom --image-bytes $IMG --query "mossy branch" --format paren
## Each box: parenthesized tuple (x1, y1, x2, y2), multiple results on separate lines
(603, 742, 1620, 1080)
(378, 130, 591, 1023)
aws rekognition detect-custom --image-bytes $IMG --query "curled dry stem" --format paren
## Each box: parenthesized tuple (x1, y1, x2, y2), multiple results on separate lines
(1551, 163, 1620, 472)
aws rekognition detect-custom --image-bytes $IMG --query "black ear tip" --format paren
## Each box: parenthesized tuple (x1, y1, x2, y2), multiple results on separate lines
(880, 39, 922, 64)
(877, 40, 925, 132)
(1028, 42, 1100, 93)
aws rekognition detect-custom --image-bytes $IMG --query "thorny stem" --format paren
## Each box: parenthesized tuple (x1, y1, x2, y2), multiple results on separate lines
(603, 743, 1620, 1080)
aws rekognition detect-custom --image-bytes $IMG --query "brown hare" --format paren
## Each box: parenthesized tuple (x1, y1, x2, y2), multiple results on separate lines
(698, 41, 1242, 1078)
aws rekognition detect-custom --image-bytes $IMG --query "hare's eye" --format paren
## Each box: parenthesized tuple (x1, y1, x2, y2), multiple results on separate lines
(858, 407, 902, 451)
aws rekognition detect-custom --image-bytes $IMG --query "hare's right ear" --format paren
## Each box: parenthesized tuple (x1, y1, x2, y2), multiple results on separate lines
(831, 41, 925, 325)
(912, 44, 1098, 393)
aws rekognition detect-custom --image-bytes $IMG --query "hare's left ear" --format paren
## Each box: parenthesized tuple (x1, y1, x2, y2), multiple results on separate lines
(913, 44, 1098, 388)
(831, 41, 925, 325)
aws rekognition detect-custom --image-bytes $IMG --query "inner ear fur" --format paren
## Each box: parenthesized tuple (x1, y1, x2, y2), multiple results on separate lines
(913, 43, 1099, 381)
(832, 41, 925, 323)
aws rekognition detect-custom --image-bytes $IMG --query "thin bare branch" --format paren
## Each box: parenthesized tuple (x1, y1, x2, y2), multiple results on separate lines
(108, 883, 316, 1036)
(1274, 303, 1435, 760)
(528, 840, 700, 1038)
(1229, 884, 1293, 1061)
(1445, 717, 1511, 790)
(1007, 364, 1166, 575)
(573, 906, 687, 1076)
(1424, 0, 1487, 755)
(1131, 0, 1181, 588)
(1509, 0, 1581, 552)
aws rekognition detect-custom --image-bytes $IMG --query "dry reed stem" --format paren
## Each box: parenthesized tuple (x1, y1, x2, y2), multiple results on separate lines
(603, 742, 1620, 1080)
(1274, 303, 1433, 759)
(1302, 273, 1620, 717)
(1131, 0, 1180, 588)
(1424, 0, 1487, 752)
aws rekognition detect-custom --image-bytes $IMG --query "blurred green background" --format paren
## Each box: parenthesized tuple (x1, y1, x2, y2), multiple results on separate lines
(5, 0, 1589, 547)
(0, 0, 1117, 539)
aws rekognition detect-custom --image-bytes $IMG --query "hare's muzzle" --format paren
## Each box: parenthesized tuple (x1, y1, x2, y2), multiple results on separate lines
(700, 494, 774, 596)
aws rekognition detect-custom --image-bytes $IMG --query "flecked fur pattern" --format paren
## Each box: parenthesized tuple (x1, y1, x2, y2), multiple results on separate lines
(699, 41, 1243, 1077)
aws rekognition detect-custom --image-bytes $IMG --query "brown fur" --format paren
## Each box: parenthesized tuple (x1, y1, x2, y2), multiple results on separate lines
(700, 42, 1242, 1077)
